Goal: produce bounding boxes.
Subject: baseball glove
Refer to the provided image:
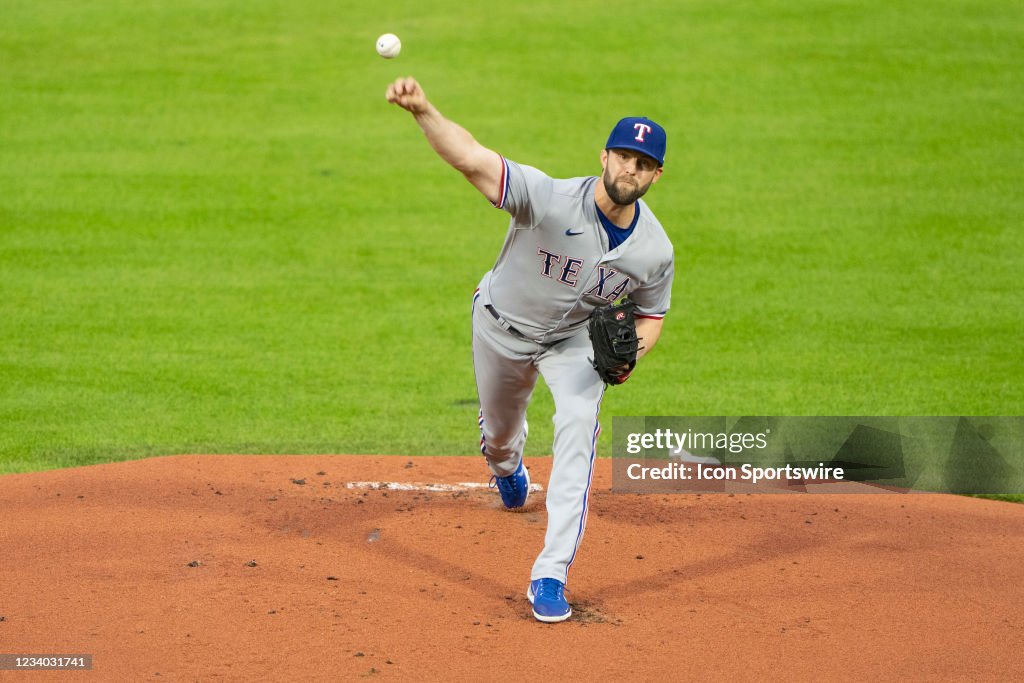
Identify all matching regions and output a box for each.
[588,300,641,385]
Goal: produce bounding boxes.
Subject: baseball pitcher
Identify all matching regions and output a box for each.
[386,77,674,622]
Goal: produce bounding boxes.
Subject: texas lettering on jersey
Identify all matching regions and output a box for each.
[479,158,672,341]
[536,249,630,301]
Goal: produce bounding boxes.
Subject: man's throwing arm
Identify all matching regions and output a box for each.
[385,76,504,205]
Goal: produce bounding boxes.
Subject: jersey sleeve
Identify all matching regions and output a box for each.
[629,258,674,319]
[493,158,554,229]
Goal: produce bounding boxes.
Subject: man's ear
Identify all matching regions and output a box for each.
[599,149,609,171]
[651,167,664,185]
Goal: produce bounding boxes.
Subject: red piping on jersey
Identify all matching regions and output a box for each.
[492,157,509,209]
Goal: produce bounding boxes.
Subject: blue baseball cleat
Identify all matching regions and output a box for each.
[527,578,572,623]
[490,460,530,509]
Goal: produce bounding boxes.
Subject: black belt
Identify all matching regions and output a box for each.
[484,304,528,340]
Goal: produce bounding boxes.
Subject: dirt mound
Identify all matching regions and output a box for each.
[2,455,1022,679]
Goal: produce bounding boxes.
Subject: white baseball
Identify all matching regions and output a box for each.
[376,33,401,59]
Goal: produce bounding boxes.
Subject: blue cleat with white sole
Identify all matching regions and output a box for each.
[490,460,530,509]
[527,578,571,623]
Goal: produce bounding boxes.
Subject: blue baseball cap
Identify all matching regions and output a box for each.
[605,117,667,166]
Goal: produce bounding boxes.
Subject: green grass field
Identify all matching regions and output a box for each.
[2,0,1021,475]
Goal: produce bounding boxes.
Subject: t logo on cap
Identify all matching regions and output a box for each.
[606,116,667,166]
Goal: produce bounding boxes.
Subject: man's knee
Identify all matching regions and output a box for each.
[553,403,599,428]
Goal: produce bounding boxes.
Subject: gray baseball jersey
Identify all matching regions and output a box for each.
[472,157,675,584]
[476,158,674,341]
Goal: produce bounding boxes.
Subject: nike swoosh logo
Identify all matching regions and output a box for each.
[565,229,584,236]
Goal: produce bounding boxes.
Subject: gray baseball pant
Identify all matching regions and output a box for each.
[472,298,605,583]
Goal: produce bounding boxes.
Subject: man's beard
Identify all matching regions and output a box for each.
[603,169,649,205]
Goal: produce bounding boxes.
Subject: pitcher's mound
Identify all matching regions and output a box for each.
[2,454,1022,679]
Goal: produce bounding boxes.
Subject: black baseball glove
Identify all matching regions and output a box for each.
[587,300,641,385]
